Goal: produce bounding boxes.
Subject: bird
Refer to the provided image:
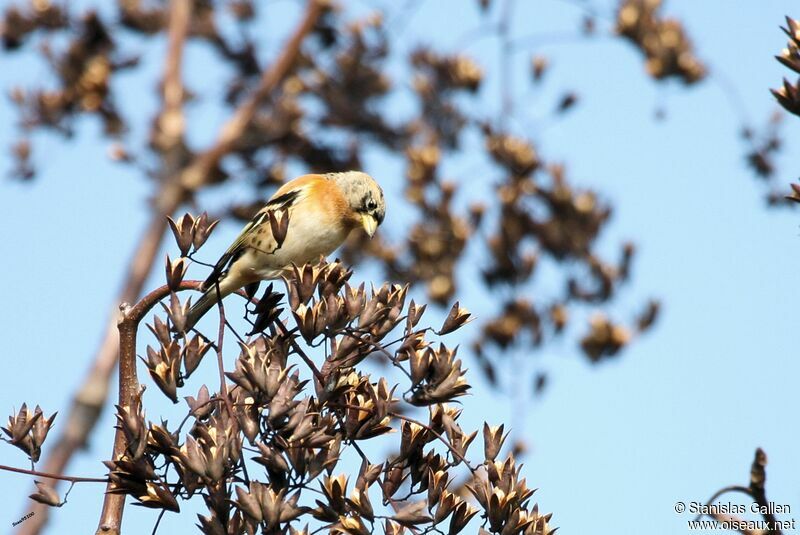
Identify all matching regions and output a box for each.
[184,171,385,331]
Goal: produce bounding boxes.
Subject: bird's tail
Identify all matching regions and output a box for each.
[184,286,225,332]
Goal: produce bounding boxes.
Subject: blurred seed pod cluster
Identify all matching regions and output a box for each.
[615,0,705,84]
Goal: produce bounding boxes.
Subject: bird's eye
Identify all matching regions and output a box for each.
[366,200,377,211]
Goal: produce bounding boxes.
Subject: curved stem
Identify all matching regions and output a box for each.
[95,281,202,534]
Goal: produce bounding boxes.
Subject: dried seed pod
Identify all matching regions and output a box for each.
[787,182,800,203]
[162,292,191,333]
[449,501,478,534]
[147,316,172,346]
[405,299,426,332]
[434,490,458,524]
[191,212,219,251]
[116,393,147,459]
[771,78,800,115]
[164,255,187,291]
[29,480,61,507]
[147,421,178,456]
[144,341,182,402]
[349,487,374,521]
[166,213,195,257]
[482,423,508,462]
[138,481,180,512]
[248,283,283,335]
[2,404,56,462]
[184,385,213,420]
[182,334,211,377]
[409,345,470,406]
[392,500,431,526]
[438,301,471,335]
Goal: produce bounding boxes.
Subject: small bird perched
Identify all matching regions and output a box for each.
[184,171,385,331]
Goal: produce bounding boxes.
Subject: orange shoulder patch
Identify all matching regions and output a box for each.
[273,173,327,198]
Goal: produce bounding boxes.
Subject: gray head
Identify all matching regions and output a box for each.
[328,171,386,237]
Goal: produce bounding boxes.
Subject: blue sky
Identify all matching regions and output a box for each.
[1,0,799,533]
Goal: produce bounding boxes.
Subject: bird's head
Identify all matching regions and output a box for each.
[330,171,386,237]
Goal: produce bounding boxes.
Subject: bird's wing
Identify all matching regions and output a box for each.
[202,186,308,290]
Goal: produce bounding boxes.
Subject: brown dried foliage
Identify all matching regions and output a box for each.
[93,223,556,533]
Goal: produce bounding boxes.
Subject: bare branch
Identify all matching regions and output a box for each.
[0,464,107,484]
[178,0,328,192]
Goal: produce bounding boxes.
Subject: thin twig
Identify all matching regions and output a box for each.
[0,464,107,484]
[151,509,166,535]
[277,321,325,383]
[214,284,239,432]
[339,328,413,381]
